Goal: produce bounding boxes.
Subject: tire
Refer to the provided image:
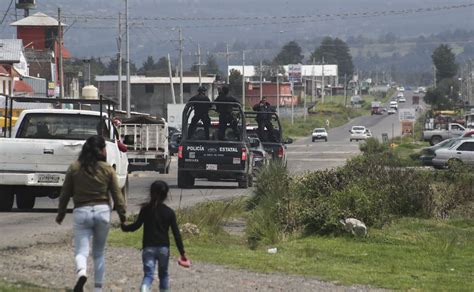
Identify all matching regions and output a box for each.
[178,171,194,188]
[312,138,315,142]
[0,186,14,212]
[430,136,442,146]
[325,138,328,142]
[16,192,35,210]
[238,176,249,189]
[248,175,253,187]
[350,139,352,142]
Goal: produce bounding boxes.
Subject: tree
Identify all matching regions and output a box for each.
[205,55,220,75]
[139,56,156,75]
[310,37,354,79]
[105,58,137,75]
[273,41,304,65]
[432,44,458,82]
[228,69,242,97]
[155,57,169,72]
[423,78,460,110]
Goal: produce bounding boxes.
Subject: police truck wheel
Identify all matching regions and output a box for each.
[238,177,249,189]
[178,171,194,188]
[16,191,35,210]
[0,187,14,212]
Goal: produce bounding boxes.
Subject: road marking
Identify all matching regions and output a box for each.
[287,151,357,154]
[289,158,348,162]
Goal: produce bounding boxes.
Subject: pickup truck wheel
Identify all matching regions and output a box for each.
[248,175,253,187]
[312,138,315,142]
[178,171,194,188]
[430,136,442,146]
[16,192,35,210]
[238,177,249,189]
[0,187,14,211]
[325,138,328,142]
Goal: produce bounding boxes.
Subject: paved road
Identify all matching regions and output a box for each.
[0,90,423,249]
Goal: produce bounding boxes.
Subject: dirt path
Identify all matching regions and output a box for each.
[0,233,384,292]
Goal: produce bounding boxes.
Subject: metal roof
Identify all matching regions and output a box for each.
[95,75,216,84]
[0,39,23,63]
[10,12,66,27]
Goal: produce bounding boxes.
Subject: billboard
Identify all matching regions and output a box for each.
[287,64,302,83]
[398,108,416,122]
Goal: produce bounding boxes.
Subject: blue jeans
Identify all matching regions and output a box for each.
[141,246,170,291]
[73,204,111,288]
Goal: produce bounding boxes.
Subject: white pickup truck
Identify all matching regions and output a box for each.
[0,108,129,211]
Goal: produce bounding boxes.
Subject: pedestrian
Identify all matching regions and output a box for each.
[187,86,211,140]
[121,180,187,292]
[215,86,241,140]
[56,135,127,292]
[252,97,276,142]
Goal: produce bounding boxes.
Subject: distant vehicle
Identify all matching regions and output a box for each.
[412,95,420,105]
[312,128,328,142]
[389,101,398,110]
[397,86,405,92]
[387,108,397,115]
[432,139,474,169]
[349,126,369,142]
[398,96,406,103]
[418,87,427,93]
[350,95,362,105]
[397,92,404,98]
[422,123,465,146]
[371,101,382,115]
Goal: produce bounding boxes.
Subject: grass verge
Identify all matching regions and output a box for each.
[0,280,52,292]
[109,210,474,291]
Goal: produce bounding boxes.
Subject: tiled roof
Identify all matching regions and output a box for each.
[0,39,22,63]
[10,12,66,27]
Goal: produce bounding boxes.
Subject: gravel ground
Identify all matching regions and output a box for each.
[0,233,385,292]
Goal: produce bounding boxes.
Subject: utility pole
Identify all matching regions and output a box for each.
[303,78,307,121]
[311,58,315,102]
[242,51,246,109]
[344,74,348,107]
[321,56,325,104]
[197,43,202,86]
[117,12,122,110]
[179,28,183,104]
[57,8,64,99]
[259,60,263,100]
[226,44,230,84]
[433,65,437,88]
[167,53,176,104]
[125,0,131,117]
[276,70,280,116]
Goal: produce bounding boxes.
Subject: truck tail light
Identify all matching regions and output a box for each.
[241,148,247,161]
[178,145,183,159]
[278,146,284,158]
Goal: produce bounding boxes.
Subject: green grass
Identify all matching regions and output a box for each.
[0,281,52,292]
[109,217,474,291]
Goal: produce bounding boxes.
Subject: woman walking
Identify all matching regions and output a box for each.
[121,180,187,292]
[56,135,127,292]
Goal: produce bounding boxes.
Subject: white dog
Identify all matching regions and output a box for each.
[339,218,367,237]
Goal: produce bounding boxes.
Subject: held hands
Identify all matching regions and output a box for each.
[178,253,191,268]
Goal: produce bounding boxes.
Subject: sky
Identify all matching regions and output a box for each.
[0,0,473,64]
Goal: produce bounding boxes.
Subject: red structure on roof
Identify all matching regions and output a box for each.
[245,82,297,106]
[14,80,33,94]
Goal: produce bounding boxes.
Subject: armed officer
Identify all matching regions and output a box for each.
[215,86,240,140]
[187,86,211,140]
[253,97,276,142]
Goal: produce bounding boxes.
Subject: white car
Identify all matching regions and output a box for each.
[312,128,328,142]
[389,101,398,110]
[387,108,397,115]
[350,126,370,142]
[397,87,405,92]
[398,96,406,103]
[432,139,474,169]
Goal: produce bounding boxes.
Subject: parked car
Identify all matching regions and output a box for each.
[349,126,369,142]
[422,123,465,146]
[312,128,328,142]
[419,137,468,166]
[432,139,474,169]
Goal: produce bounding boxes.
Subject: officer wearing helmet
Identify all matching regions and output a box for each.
[187,86,211,140]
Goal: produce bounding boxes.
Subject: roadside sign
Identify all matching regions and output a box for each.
[288,64,302,84]
[398,108,416,122]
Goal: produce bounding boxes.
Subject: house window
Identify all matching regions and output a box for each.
[145,84,154,93]
[183,84,191,94]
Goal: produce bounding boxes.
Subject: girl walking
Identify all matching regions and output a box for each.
[56,135,127,292]
[121,180,187,292]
